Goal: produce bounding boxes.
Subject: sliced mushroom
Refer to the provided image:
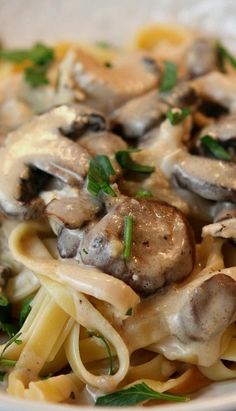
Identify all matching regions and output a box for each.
[197,115,236,155]
[179,274,236,341]
[202,218,236,239]
[57,227,83,259]
[78,197,195,295]
[172,152,236,202]
[186,38,217,78]
[62,104,107,138]
[121,269,236,366]
[0,105,92,217]
[78,131,127,157]
[110,91,167,139]
[110,83,197,139]
[73,49,160,113]
[193,71,236,113]
[46,191,102,230]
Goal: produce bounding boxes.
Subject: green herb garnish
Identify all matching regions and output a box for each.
[166,107,191,125]
[0,42,54,87]
[0,296,9,307]
[0,358,17,367]
[159,61,177,92]
[217,42,236,72]
[88,331,114,375]
[87,155,117,197]
[0,296,17,336]
[126,308,133,316]
[0,322,18,338]
[115,150,155,174]
[0,43,53,65]
[0,331,22,368]
[201,135,232,161]
[136,189,153,198]
[24,65,49,87]
[95,382,189,406]
[83,248,88,255]
[19,296,33,328]
[123,215,134,261]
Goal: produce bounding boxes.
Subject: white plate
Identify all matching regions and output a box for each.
[0,0,236,409]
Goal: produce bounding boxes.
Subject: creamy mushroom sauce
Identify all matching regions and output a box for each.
[0,26,236,406]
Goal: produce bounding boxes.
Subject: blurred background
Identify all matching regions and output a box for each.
[0,0,235,47]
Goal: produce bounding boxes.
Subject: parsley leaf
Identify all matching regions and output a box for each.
[115,150,155,174]
[87,155,117,197]
[166,107,191,125]
[24,65,49,87]
[136,189,153,198]
[88,331,114,375]
[123,215,134,261]
[0,296,9,307]
[19,295,33,328]
[28,43,54,66]
[0,48,29,63]
[126,308,133,316]
[217,42,236,72]
[201,135,232,161]
[0,43,54,65]
[0,331,22,368]
[0,42,54,88]
[95,382,189,406]
[159,61,177,92]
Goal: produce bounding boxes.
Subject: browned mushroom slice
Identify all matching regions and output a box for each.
[46,192,102,230]
[197,115,236,157]
[110,91,167,139]
[61,103,106,138]
[79,197,195,295]
[57,227,83,259]
[0,105,92,217]
[121,270,236,366]
[173,153,236,202]
[186,38,217,78]
[79,131,127,157]
[73,49,160,113]
[202,218,236,239]
[193,71,236,112]
[110,83,197,139]
[179,274,236,341]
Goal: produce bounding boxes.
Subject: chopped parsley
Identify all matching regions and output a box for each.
[24,65,49,87]
[95,382,189,406]
[159,61,177,92]
[88,331,114,375]
[0,296,17,337]
[87,155,117,197]
[0,42,54,87]
[201,135,232,161]
[0,331,22,367]
[123,215,134,261]
[19,295,33,328]
[166,107,191,125]
[217,42,236,72]
[115,150,155,174]
[125,308,133,316]
[136,189,153,198]
[0,296,9,307]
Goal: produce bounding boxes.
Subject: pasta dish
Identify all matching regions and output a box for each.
[0,24,235,406]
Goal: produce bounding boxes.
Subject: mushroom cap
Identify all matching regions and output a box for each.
[173,153,236,202]
[79,197,195,295]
